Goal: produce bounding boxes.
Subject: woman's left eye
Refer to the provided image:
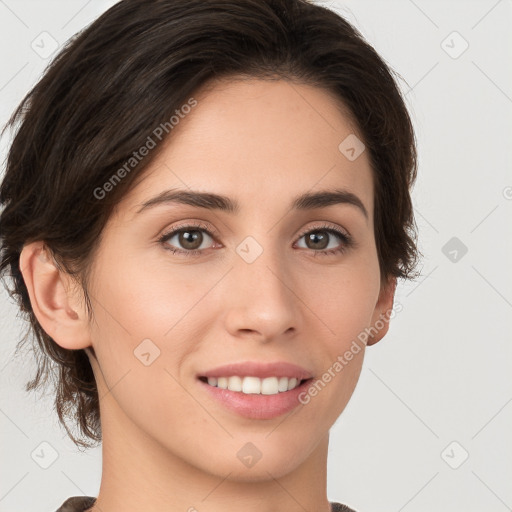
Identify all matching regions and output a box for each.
[294,226,353,256]
[158,223,353,257]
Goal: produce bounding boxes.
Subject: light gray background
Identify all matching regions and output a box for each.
[0,1,511,511]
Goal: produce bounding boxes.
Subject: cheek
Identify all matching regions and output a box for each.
[86,259,208,439]
[87,254,230,397]
[302,259,381,342]
[91,254,211,337]
[279,259,379,408]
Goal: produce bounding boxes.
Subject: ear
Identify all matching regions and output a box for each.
[366,275,397,347]
[19,241,91,350]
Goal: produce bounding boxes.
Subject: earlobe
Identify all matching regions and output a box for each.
[19,241,91,350]
[366,276,397,347]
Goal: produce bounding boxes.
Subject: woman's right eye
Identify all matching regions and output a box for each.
[158,225,218,256]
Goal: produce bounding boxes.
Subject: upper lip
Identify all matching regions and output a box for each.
[198,361,313,381]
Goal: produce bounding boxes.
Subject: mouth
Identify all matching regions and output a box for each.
[197,375,313,395]
[195,360,315,419]
[197,374,315,420]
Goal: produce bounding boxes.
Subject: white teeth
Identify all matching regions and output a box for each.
[260,377,278,395]
[204,375,303,394]
[278,376,289,392]
[287,377,298,390]
[228,376,243,392]
[242,376,261,394]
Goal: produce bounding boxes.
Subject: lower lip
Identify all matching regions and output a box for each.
[198,378,313,420]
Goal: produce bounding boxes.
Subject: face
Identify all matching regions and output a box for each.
[58,78,394,480]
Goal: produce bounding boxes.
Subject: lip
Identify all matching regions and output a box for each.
[196,361,315,420]
[198,377,314,420]
[197,361,313,380]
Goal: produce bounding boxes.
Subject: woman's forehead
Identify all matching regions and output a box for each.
[172,77,360,143]
[118,79,373,217]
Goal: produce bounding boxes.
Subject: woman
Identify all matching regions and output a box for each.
[0,1,419,511]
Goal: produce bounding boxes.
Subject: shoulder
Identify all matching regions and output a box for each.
[54,496,96,512]
[330,502,358,512]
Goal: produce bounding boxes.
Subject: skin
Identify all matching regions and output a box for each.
[20,78,396,512]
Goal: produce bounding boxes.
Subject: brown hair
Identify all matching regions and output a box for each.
[0,0,419,448]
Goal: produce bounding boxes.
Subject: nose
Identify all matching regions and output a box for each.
[222,242,301,343]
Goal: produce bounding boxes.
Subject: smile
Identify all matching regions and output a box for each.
[199,375,307,395]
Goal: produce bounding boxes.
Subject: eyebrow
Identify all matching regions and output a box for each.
[135,187,368,220]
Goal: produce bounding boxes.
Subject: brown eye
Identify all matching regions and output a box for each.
[159,225,216,255]
[177,230,204,250]
[303,231,330,250]
[295,225,353,256]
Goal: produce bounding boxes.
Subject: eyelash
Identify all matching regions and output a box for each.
[157,221,354,258]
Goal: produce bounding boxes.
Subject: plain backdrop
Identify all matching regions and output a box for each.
[0,1,511,511]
